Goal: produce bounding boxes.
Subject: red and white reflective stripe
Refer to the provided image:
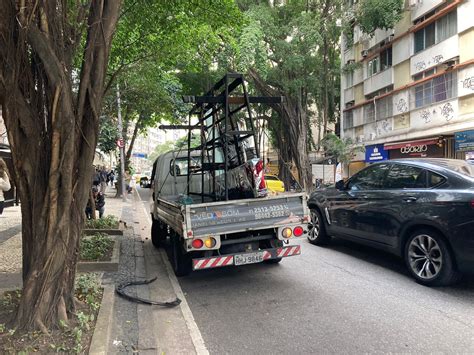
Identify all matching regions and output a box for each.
[262,251,272,260]
[277,245,301,258]
[193,255,234,270]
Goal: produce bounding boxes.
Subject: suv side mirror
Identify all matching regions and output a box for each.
[335,180,346,191]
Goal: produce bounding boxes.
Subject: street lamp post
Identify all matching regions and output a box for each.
[116,83,127,202]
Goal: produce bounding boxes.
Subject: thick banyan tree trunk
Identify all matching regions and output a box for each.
[0,1,121,331]
[249,69,312,190]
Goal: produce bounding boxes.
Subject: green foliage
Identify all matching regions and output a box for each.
[85,215,119,229]
[342,61,363,74]
[97,115,119,154]
[75,273,101,311]
[80,234,114,261]
[321,133,365,164]
[356,0,404,34]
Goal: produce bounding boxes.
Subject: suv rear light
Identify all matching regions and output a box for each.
[471,200,474,209]
[293,226,304,237]
[192,239,203,249]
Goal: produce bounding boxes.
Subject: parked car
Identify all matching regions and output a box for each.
[307,158,474,286]
[265,174,285,192]
[140,171,152,188]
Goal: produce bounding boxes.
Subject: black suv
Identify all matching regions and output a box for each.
[307,159,474,286]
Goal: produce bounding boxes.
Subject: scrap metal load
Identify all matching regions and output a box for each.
[162,73,283,202]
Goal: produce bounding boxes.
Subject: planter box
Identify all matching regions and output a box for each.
[77,240,120,272]
[83,228,123,236]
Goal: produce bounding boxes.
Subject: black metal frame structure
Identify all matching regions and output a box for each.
[162,73,282,202]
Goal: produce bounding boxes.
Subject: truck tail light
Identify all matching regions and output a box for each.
[192,239,203,249]
[293,226,304,237]
[471,199,474,209]
[282,228,292,238]
[204,237,216,248]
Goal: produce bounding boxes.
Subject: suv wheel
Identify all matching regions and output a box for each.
[307,208,330,245]
[404,229,460,286]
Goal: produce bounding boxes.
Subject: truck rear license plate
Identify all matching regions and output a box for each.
[234,252,264,266]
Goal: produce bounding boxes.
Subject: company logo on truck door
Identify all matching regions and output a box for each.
[194,209,240,220]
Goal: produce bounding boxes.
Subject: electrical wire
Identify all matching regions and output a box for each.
[115,276,181,306]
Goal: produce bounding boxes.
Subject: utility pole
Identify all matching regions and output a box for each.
[116,83,127,202]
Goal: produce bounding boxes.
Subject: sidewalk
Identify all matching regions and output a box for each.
[0,186,205,354]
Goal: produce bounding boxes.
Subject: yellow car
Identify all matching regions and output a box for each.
[265,174,285,192]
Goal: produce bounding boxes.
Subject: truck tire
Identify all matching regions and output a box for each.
[151,217,166,248]
[171,234,192,277]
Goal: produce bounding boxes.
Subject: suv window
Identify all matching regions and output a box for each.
[427,171,445,187]
[170,157,202,176]
[347,164,390,190]
[385,164,424,189]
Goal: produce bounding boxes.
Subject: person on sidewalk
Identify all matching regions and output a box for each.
[0,158,11,216]
[99,166,108,193]
[85,186,105,219]
[108,169,115,187]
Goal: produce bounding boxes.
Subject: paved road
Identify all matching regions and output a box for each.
[137,187,474,354]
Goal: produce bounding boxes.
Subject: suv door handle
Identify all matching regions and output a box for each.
[402,197,417,203]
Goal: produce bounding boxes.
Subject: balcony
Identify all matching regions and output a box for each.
[410,35,459,76]
[364,67,394,96]
[411,0,444,21]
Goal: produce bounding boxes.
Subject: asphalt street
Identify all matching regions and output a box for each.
[137,187,474,354]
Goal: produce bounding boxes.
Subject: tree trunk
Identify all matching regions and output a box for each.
[125,113,144,172]
[248,69,312,189]
[0,1,121,331]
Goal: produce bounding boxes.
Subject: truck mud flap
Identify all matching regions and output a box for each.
[192,245,301,271]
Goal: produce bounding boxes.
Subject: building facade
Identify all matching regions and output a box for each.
[341,0,474,176]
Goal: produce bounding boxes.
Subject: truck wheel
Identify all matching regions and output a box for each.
[171,234,192,277]
[151,217,166,248]
[265,257,282,264]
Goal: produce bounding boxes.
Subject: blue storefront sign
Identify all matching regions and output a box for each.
[365,144,388,162]
[132,152,148,158]
[455,130,474,152]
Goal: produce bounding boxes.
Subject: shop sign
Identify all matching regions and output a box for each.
[365,144,388,162]
[385,138,443,159]
[455,130,474,152]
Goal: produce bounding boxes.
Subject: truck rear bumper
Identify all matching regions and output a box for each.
[192,245,301,271]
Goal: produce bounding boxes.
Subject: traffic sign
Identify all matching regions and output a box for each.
[116,138,124,148]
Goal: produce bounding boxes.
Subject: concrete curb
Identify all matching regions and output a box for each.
[89,284,115,355]
[83,228,124,236]
[77,240,120,273]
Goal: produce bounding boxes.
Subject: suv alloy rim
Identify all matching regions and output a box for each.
[408,234,443,279]
[308,210,320,241]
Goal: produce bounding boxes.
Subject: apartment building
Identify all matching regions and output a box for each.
[341,0,474,175]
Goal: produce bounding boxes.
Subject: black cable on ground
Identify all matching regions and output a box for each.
[115,277,181,307]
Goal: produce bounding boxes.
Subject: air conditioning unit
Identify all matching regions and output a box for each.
[356,135,365,143]
[361,50,369,58]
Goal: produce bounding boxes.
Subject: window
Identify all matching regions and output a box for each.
[427,171,446,187]
[414,71,456,108]
[385,164,425,189]
[347,164,390,190]
[414,11,457,53]
[345,72,353,88]
[376,96,393,120]
[380,47,392,71]
[265,175,279,181]
[364,102,375,123]
[170,157,202,176]
[368,57,379,77]
[343,110,354,129]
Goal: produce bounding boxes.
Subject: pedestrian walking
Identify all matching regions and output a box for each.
[108,170,115,187]
[99,166,108,194]
[0,158,11,216]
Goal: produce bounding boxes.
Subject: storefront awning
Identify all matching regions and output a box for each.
[384,138,439,150]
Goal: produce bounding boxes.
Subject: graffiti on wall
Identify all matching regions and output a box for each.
[460,76,474,91]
